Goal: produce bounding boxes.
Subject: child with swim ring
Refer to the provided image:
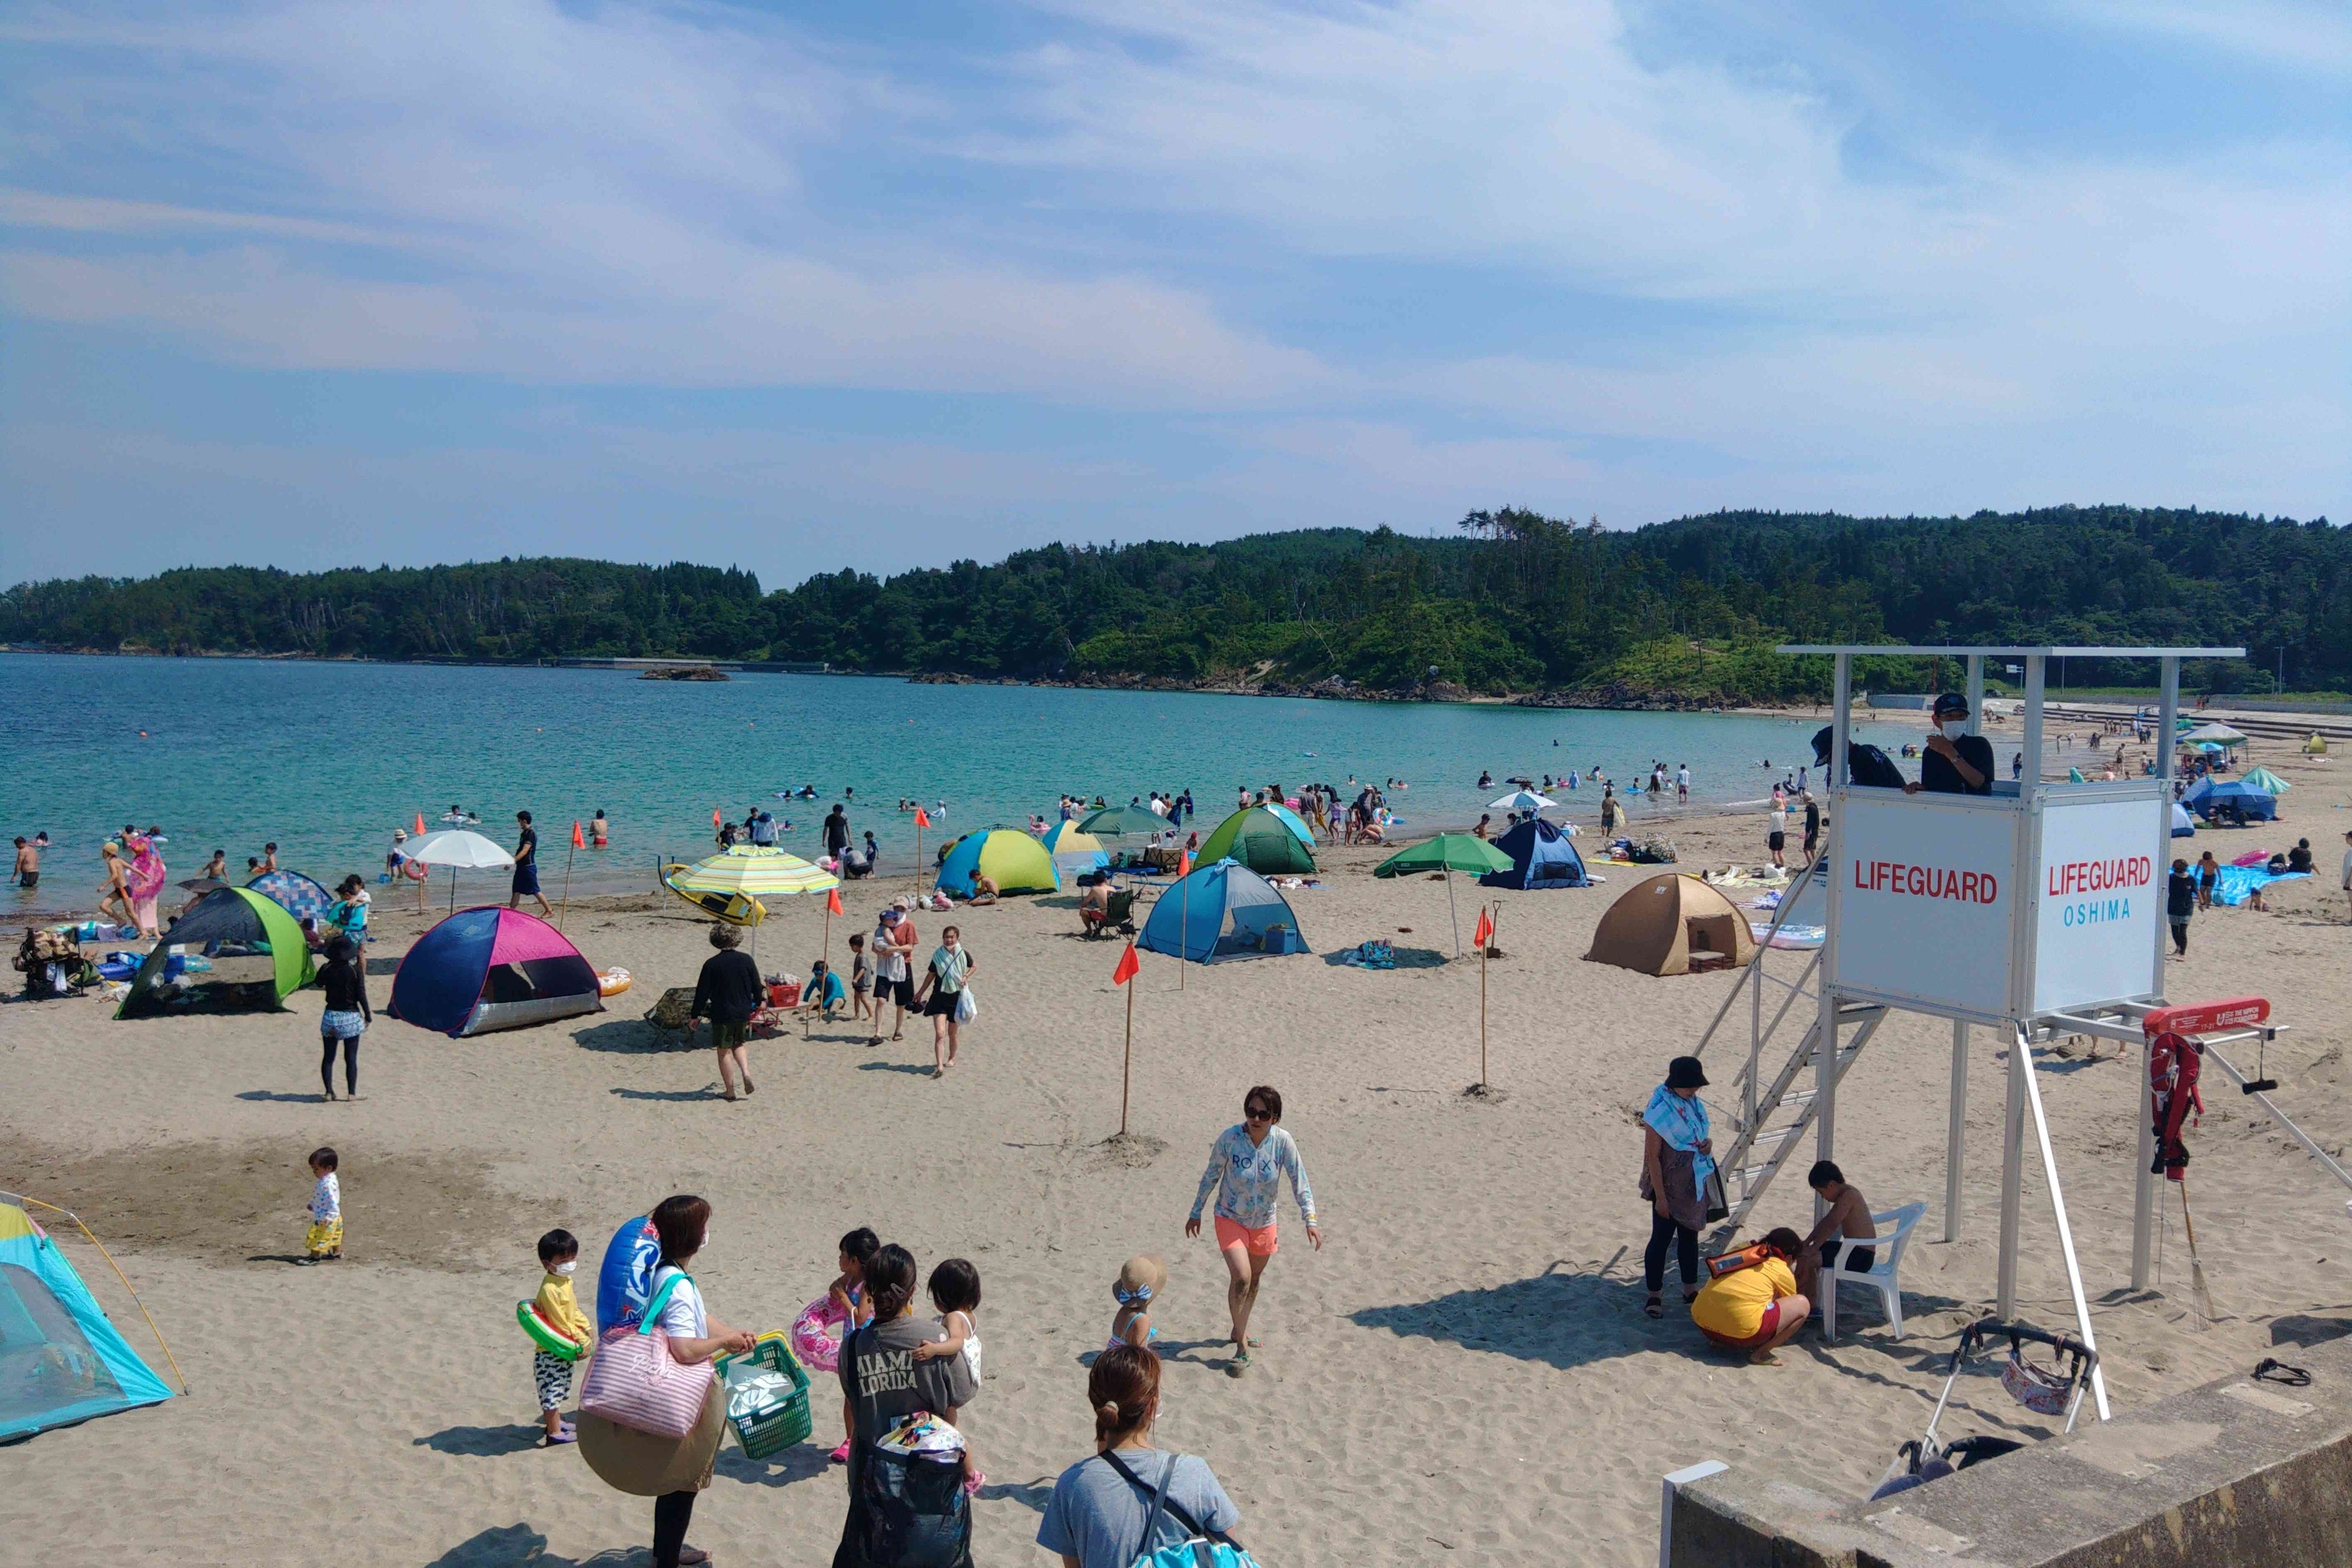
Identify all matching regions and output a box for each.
[803,1227,879,1462]
[525,1229,595,1445]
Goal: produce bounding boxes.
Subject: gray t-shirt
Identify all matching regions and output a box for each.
[1037,1449,1239,1568]
[838,1313,978,1444]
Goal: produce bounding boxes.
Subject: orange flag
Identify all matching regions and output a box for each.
[712,808,722,827]
[571,821,585,849]
[1112,941,1140,986]
[826,887,844,915]
[414,812,426,836]
[1178,850,1193,877]
[914,807,932,829]
[1473,907,1494,947]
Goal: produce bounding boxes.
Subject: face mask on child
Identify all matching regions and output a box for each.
[552,1260,577,1276]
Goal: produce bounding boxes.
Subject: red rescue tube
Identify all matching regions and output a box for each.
[2142,997,2269,1037]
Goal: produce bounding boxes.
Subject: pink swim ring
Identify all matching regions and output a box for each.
[791,1294,852,1371]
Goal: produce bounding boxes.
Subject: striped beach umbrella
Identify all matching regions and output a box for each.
[668,844,840,899]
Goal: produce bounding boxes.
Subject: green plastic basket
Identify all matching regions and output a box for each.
[716,1332,814,1459]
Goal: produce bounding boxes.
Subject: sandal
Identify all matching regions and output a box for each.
[1227,1348,1251,1377]
[741,1078,754,1096]
[677,1549,710,1566]
[1644,1294,1664,1319]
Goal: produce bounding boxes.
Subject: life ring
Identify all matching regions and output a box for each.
[791,1294,850,1373]
[401,858,430,882]
[518,1300,590,1361]
[598,967,633,997]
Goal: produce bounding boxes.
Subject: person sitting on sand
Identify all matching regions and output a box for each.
[1793,1161,1875,1307]
[968,872,999,906]
[1691,1227,1810,1364]
[798,958,847,1022]
[1107,1256,1163,1355]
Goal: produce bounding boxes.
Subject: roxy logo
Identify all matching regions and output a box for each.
[2045,856,2152,896]
[1850,859,1999,903]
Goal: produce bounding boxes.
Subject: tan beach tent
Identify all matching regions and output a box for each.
[2304,732,2328,757]
[1585,873,1755,976]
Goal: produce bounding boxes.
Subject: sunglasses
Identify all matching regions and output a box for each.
[1244,1106,1271,1121]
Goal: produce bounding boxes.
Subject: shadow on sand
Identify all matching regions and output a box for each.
[413,1424,548,1458]
[422,1522,640,1566]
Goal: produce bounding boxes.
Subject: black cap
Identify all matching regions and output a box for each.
[1810,725,1835,765]
[1932,692,1968,717]
[1666,1055,1709,1090]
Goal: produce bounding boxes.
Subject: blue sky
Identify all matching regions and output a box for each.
[3,0,2347,589]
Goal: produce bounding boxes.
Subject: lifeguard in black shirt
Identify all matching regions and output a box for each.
[1915,692,1994,795]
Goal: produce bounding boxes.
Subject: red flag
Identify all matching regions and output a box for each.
[1111,942,1140,986]
[826,887,844,915]
[1178,851,1193,877]
[712,807,722,827]
[571,821,585,849]
[414,812,426,836]
[914,807,932,829]
[1473,908,1494,947]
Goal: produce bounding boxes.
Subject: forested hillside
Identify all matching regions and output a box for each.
[4,506,2339,703]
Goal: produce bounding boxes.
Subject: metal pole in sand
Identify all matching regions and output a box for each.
[559,839,577,932]
[1122,960,1136,1135]
[1178,867,1188,990]
[1479,903,1488,1087]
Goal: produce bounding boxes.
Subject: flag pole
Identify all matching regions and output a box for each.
[1447,870,1460,957]
[558,822,580,932]
[1122,961,1136,1135]
[1479,901,1489,1089]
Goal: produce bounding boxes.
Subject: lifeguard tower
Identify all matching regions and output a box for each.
[1689,645,2352,1424]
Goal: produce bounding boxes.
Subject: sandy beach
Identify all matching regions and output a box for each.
[7,730,2351,1566]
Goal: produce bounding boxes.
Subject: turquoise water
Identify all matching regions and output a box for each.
[1,653,1924,910]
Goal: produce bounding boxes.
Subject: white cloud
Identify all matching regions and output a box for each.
[2058,1,2352,80]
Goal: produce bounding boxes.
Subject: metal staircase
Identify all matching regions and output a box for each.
[1687,852,1885,1248]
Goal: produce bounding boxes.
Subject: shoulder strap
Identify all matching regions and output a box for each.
[636,1269,692,1335]
[1101,1449,1219,1547]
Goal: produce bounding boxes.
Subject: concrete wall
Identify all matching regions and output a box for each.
[1666,1330,2352,1567]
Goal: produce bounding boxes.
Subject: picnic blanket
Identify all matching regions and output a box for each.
[2211,867,2307,907]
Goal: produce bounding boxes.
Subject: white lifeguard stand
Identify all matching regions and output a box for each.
[1693,645,2243,1424]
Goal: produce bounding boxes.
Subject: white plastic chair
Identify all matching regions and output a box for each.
[1820,1202,1926,1340]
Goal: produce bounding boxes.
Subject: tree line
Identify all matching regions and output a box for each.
[2,505,2339,701]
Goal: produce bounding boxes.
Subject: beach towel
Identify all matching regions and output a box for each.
[2211,867,2307,907]
[1643,1084,1715,1190]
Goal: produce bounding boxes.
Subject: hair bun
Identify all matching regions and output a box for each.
[1096,1401,1122,1421]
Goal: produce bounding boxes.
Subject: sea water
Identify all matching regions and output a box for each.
[0,653,1925,909]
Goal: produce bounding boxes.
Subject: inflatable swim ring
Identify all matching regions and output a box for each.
[598,967,633,997]
[791,1294,852,1373]
[517,1299,590,1360]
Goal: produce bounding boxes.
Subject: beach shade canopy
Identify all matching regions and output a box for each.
[2303,733,2328,756]
[2182,777,2279,822]
[1193,806,1317,876]
[116,887,314,1018]
[2171,802,2196,836]
[0,1197,174,1442]
[935,829,1058,897]
[403,829,516,869]
[245,868,334,926]
[2241,765,2292,794]
[388,906,604,1037]
[1479,818,1592,889]
[1488,789,1558,814]
[1137,859,1306,964]
[668,844,838,903]
[1076,805,1168,838]
[1374,833,1514,880]
[1586,873,1756,976]
[1041,821,1109,874]
[2179,722,2248,745]
[1260,802,1316,847]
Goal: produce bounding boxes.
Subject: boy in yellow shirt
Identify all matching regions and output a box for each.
[528,1229,595,1444]
[1691,1227,1811,1364]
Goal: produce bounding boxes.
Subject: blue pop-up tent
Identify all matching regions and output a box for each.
[1137,859,1307,963]
[2184,777,2278,823]
[0,1197,175,1443]
[1479,818,1591,890]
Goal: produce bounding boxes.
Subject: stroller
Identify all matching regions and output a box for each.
[1870,1317,2098,1500]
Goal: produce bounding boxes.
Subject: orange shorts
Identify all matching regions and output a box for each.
[1214,1216,1278,1257]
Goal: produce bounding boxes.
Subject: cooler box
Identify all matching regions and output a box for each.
[716,1331,812,1459]
[1259,925,1309,955]
[767,981,802,1008]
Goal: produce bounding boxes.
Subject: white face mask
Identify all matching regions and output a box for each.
[1939,720,1968,739]
[552,1260,577,1276]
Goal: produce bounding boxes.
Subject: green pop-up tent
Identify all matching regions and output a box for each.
[1193,806,1316,876]
[116,887,315,1018]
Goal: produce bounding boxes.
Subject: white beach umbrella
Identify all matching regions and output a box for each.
[1488,789,1558,814]
[405,829,516,912]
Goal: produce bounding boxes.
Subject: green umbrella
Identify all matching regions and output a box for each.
[1077,805,1170,838]
[1374,834,1513,956]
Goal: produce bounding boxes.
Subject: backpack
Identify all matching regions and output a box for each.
[1099,1449,1258,1568]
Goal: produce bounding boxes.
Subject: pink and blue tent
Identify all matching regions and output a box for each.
[388,907,603,1037]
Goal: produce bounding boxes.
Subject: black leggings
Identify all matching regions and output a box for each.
[2170,920,2189,955]
[653,1490,697,1567]
[320,1035,358,1095]
[1646,1210,1699,1294]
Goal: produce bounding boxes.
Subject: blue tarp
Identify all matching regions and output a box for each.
[0,1201,173,1443]
[2211,867,2308,907]
[1137,859,1306,963]
[1479,818,1590,890]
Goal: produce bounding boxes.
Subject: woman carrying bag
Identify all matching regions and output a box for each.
[578,1194,755,1568]
[911,926,975,1080]
[1037,1345,1250,1567]
[834,1243,980,1568]
[1640,1055,1721,1321]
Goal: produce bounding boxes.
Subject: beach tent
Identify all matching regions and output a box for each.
[2303,733,2327,757]
[1193,806,1317,876]
[2242,766,2292,794]
[0,1196,175,1442]
[2170,802,2196,837]
[1479,817,1592,890]
[1260,802,1316,847]
[116,887,314,1018]
[1586,873,1756,976]
[388,907,602,1037]
[1137,860,1307,964]
[2180,722,2248,745]
[2183,777,2279,824]
[1075,805,1169,839]
[1041,821,1108,876]
[935,829,1058,897]
[246,868,334,926]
